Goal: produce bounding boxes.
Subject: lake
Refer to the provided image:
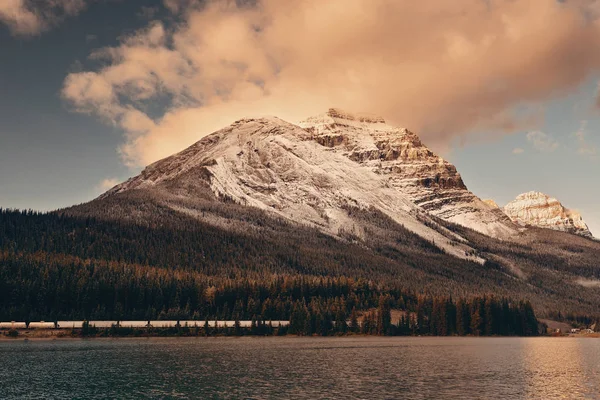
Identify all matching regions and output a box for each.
[1,337,599,399]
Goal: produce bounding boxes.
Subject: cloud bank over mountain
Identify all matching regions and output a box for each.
[58,0,600,167]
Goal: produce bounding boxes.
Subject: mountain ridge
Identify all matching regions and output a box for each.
[101,115,483,261]
[101,109,597,248]
[102,109,524,259]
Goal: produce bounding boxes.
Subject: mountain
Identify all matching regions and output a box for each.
[104,109,515,254]
[101,114,482,261]
[299,109,517,238]
[3,109,600,323]
[503,191,593,238]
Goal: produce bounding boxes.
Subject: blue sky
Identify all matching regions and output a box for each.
[0,0,157,209]
[0,0,598,236]
[451,81,600,236]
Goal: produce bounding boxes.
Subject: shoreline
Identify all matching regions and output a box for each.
[2,329,598,341]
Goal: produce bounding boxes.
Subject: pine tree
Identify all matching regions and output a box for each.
[335,299,348,334]
[204,318,210,336]
[376,295,392,335]
[470,300,483,336]
[361,312,371,334]
[349,307,359,333]
[456,298,467,336]
[484,297,494,336]
[416,297,425,335]
[446,297,456,335]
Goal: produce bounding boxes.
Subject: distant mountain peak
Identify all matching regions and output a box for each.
[483,199,500,209]
[515,191,552,201]
[503,191,592,237]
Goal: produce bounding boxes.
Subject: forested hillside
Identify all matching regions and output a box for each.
[1,187,599,328]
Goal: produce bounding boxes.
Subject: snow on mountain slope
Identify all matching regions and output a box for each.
[104,116,481,261]
[299,109,517,238]
[504,191,593,238]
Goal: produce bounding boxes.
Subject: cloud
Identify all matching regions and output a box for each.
[162,0,200,15]
[526,131,559,153]
[97,177,120,192]
[0,0,87,36]
[512,148,525,155]
[62,0,600,167]
[574,120,598,156]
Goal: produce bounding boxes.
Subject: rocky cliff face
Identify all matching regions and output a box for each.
[103,115,481,261]
[503,191,592,237]
[299,109,516,238]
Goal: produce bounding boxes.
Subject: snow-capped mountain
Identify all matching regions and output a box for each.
[102,109,596,265]
[299,109,516,238]
[102,109,523,254]
[503,191,592,238]
[103,115,480,261]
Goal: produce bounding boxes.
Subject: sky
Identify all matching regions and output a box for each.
[0,0,598,236]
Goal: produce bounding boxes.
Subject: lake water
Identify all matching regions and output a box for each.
[1,337,599,399]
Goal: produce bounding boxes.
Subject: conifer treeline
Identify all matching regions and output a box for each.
[288,295,539,336]
[0,250,538,335]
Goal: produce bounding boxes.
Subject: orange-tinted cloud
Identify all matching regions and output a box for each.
[0,0,87,36]
[63,0,600,167]
[96,177,120,192]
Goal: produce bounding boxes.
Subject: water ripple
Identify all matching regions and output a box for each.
[0,337,598,399]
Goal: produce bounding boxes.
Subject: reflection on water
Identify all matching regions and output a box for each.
[0,337,599,399]
[522,338,599,399]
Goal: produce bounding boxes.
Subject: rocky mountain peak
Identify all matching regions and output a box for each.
[325,108,387,124]
[503,191,592,237]
[300,109,516,238]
